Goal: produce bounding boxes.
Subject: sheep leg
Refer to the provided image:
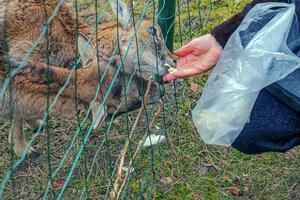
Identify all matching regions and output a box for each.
[8,120,34,157]
[26,119,43,132]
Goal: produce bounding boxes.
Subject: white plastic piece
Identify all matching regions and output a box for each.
[192,3,299,146]
[143,134,166,147]
[122,166,135,173]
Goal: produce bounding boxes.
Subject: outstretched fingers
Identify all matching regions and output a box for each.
[163,63,209,81]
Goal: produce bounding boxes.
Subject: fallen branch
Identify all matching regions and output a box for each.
[110,78,153,200]
[149,104,162,129]
[116,104,163,199]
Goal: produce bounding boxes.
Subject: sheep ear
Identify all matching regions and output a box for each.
[78,33,97,67]
[91,102,106,130]
[110,0,131,28]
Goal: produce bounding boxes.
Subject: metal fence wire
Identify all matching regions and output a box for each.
[0,0,215,199]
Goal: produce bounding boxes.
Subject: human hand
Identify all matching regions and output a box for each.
[163,34,222,81]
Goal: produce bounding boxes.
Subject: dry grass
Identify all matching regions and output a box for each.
[0,0,299,199]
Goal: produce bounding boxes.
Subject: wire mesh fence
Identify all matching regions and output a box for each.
[0,0,218,199]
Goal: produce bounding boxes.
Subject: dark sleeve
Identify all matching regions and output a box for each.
[211,0,288,47]
[232,89,300,154]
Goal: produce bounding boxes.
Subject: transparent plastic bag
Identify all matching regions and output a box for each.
[192,3,300,146]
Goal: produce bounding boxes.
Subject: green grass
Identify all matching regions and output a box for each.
[152,0,300,199]
[0,0,299,199]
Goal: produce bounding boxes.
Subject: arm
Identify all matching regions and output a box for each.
[163,0,288,81]
[232,89,300,154]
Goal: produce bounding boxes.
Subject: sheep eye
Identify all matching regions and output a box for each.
[112,84,122,97]
[147,27,157,36]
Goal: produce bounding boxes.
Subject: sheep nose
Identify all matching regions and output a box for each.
[161,64,169,75]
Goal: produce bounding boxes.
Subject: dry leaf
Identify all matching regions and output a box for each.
[52,180,65,192]
[190,82,200,92]
[226,186,241,196]
[159,177,174,185]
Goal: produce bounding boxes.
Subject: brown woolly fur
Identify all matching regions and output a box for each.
[0,0,168,157]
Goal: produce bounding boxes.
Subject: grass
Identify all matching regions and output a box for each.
[0,0,299,199]
[155,1,300,199]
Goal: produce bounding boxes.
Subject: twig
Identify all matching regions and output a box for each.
[116,103,163,199]
[115,134,147,199]
[110,78,153,200]
[163,177,184,195]
[203,143,218,169]
[149,104,162,129]
[0,123,8,132]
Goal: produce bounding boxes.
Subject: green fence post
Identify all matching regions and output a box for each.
[158,0,176,52]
